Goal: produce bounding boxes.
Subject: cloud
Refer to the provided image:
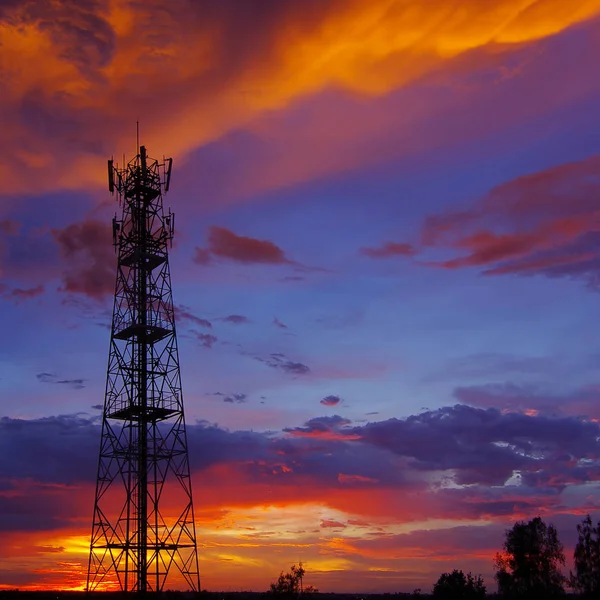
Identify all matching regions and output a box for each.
[417,154,600,286]
[284,415,358,440]
[2,406,600,542]
[0,414,100,486]
[195,332,218,348]
[36,373,85,390]
[177,305,212,329]
[223,393,248,404]
[0,484,82,532]
[52,219,114,300]
[353,405,600,486]
[361,242,415,259]
[454,382,600,420]
[2,285,44,303]
[320,395,342,406]
[320,519,346,529]
[193,247,212,265]
[194,226,292,266]
[2,407,591,498]
[0,219,20,236]
[2,0,599,199]
[256,353,310,376]
[32,546,65,554]
[222,314,250,324]
[273,317,287,329]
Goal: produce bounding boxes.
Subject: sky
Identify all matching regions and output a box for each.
[2,0,600,593]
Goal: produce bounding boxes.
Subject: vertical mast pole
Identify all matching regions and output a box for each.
[138,145,148,592]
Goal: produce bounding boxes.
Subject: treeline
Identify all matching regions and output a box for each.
[426,514,600,599]
[268,515,600,599]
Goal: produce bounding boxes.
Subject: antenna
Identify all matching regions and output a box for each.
[107,159,114,193]
[165,157,173,192]
[136,120,140,153]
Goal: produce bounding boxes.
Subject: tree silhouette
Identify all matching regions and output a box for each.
[571,514,600,597]
[494,516,565,599]
[432,569,486,599]
[269,564,317,597]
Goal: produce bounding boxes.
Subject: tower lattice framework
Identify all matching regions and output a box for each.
[87,146,200,593]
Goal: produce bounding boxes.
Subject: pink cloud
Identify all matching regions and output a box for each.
[52,219,114,300]
[195,332,218,348]
[411,155,600,284]
[5,285,45,303]
[320,395,342,407]
[177,305,212,329]
[194,226,292,266]
[361,242,416,259]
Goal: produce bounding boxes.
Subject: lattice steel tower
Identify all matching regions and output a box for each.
[87,146,200,592]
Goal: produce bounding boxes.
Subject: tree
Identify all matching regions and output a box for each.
[269,564,318,597]
[494,516,566,599]
[571,514,600,597]
[432,569,486,599]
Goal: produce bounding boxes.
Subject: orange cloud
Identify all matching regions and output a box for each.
[1,0,600,197]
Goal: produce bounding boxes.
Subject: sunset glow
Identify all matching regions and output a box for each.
[2,0,600,594]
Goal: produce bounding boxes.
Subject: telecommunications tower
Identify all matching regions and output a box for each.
[87,146,200,592]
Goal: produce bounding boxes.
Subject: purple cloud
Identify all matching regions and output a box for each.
[177,305,212,329]
[320,395,342,406]
[222,314,250,324]
[195,332,217,348]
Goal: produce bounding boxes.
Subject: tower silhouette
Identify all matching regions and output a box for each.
[87,146,200,592]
